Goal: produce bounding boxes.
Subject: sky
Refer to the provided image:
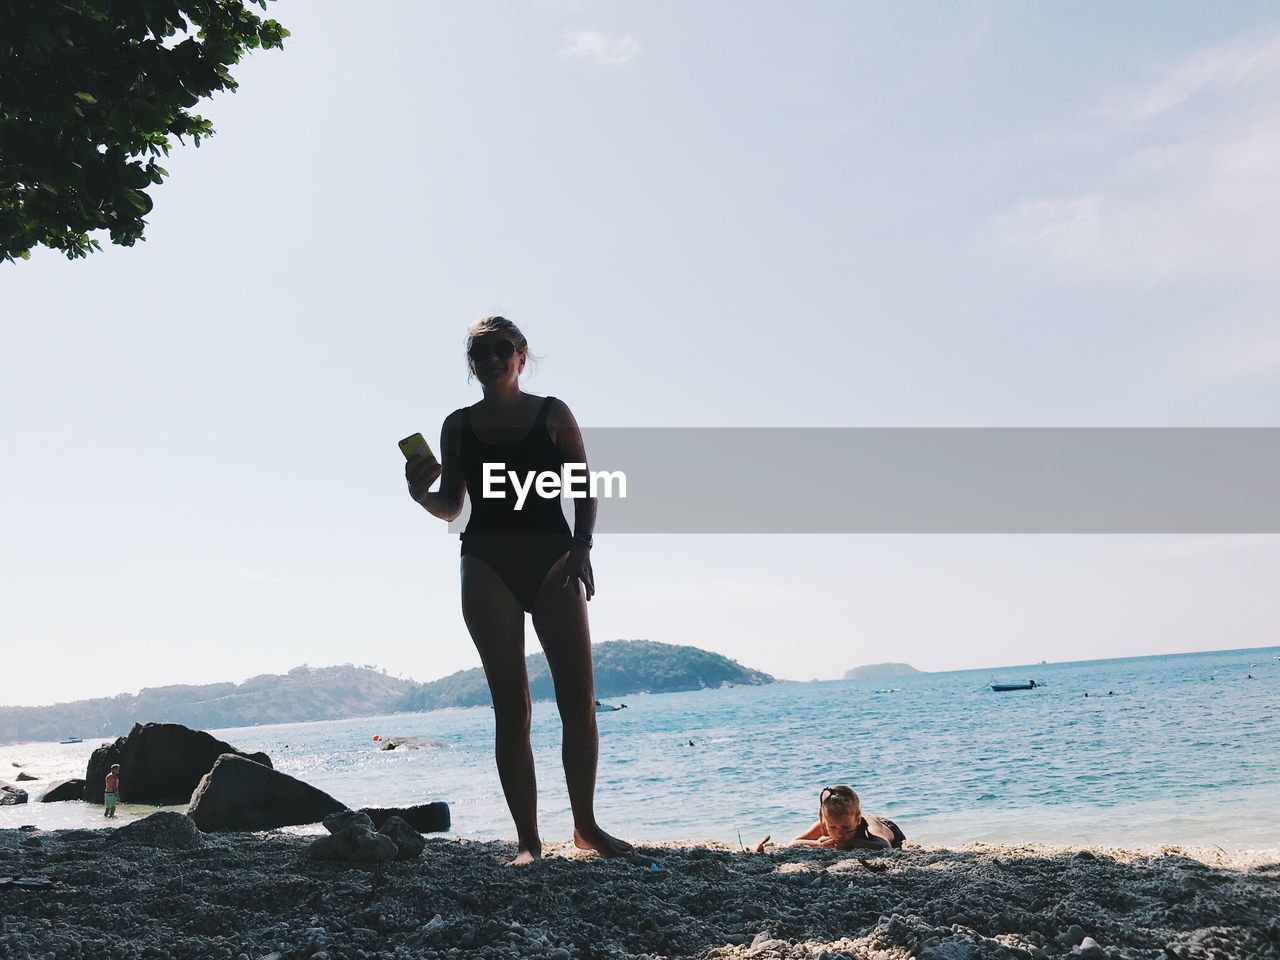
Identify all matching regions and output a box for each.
[3,1,1280,706]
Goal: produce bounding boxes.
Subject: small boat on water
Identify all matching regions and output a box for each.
[58,736,83,744]
[989,680,1039,692]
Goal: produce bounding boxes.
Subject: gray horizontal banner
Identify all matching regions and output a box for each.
[445,428,1280,533]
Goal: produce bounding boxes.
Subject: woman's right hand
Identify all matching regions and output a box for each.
[405,456,442,504]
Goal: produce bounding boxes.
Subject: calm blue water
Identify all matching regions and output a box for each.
[3,646,1278,849]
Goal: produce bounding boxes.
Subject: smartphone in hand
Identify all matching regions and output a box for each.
[402,432,440,505]
[399,433,437,463]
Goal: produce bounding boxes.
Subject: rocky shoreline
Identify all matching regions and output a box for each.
[2,825,1277,960]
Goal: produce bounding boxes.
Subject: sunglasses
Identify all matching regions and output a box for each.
[467,338,517,362]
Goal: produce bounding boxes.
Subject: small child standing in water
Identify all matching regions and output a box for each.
[758,785,905,852]
[103,764,120,818]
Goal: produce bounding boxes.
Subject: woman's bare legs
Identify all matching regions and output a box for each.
[532,552,634,858]
[461,555,541,865]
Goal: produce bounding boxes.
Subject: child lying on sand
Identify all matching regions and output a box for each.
[757,784,906,852]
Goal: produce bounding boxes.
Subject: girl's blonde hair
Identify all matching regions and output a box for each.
[819,785,861,821]
[465,315,541,383]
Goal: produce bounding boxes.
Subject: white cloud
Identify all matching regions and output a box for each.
[559,29,639,68]
[219,565,278,584]
[1101,31,1280,120]
[989,193,1103,266]
[1167,323,1280,388]
[984,29,1280,286]
[1208,333,1280,384]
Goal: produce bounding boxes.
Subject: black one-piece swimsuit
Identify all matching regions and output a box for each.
[457,395,574,613]
[854,815,907,848]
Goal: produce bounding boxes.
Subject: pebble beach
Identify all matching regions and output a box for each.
[3,825,1277,960]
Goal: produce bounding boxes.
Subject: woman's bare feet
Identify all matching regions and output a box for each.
[508,847,541,866]
[573,825,634,858]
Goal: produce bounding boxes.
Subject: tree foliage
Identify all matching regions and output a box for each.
[0,0,287,262]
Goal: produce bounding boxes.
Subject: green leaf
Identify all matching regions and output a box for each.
[125,190,153,214]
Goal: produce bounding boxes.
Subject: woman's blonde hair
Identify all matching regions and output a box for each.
[465,315,541,383]
[819,785,861,821]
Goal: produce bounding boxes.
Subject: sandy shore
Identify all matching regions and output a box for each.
[2,826,1277,960]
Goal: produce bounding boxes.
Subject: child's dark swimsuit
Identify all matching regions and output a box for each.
[855,816,906,848]
[458,396,573,613]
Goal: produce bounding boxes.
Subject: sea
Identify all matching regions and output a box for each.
[3,646,1278,850]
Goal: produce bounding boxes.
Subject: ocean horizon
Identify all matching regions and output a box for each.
[4,644,1277,850]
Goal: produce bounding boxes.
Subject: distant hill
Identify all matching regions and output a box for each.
[0,643,776,744]
[0,665,413,744]
[843,662,922,680]
[395,639,774,712]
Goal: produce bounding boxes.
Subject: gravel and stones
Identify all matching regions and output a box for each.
[1,830,1277,959]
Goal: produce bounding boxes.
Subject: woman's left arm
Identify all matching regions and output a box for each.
[549,399,596,599]
[793,819,825,842]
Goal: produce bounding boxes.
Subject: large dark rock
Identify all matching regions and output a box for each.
[112,811,205,849]
[0,782,28,805]
[187,754,345,832]
[322,809,374,834]
[84,722,272,804]
[360,802,450,834]
[307,824,397,862]
[378,815,425,860]
[39,779,87,803]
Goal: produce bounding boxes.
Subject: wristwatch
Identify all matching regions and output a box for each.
[572,533,593,547]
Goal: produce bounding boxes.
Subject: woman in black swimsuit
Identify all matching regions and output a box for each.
[756,785,905,853]
[405,316,633,865]
[792,785,905,851]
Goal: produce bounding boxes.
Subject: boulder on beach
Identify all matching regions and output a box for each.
[378,815,426,860]
[0,782,29,805]
[39,779,87,803]
[84,722,272,804]
[187,754,345,832]
[377,736,445,751]
[322,809,375,834]
[319,809,423,859]
[360,802,450,834]
[308,823,398,862]
[112,811,205,850]
[14,772,36,782]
